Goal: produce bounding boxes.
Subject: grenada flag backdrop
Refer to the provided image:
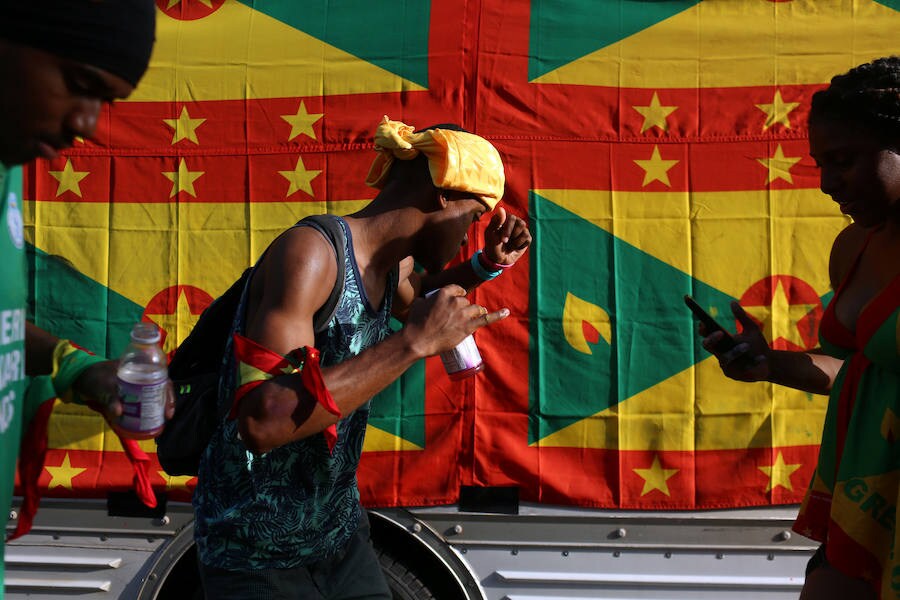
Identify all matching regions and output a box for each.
[20,0,899,509]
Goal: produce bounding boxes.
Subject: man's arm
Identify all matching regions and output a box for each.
[426,207,532,294]
[25,321,59,377]
[24,322,158,421]
[392,207,533,320]
[236,228,507,454]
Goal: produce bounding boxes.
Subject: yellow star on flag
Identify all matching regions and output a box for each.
[157,471,196,491]
[48,159,90,197]
[45,453,87,490]
[755,90,800,131]
[281,100,323,141]
[163,159,204,198]
[758,452,802,492]
[756,144,802,184]
[163,106,206,145]
[743,279,818,348]
[634,146,679,187]
[145,289,204,354]
[633,92,678,133]
[279,156,322,197]
[633,455,679,497]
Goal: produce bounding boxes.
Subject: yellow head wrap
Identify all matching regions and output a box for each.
[364,116,505,210]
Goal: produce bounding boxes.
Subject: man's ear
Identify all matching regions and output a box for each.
[436,187,450,209]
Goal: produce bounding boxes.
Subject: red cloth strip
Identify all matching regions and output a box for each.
[8,398,55,541]
[300,346,340,451]
[231,334,340,452]
[118,437,157,509]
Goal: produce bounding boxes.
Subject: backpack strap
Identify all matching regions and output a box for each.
[297,214,347,333]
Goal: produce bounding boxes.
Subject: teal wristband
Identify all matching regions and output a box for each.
[471,250,502,281]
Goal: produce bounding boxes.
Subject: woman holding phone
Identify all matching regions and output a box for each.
[700,56,900,600]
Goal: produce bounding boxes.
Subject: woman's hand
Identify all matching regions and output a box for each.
[701,302,771,382]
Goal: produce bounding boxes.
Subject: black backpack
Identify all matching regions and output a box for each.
[155,215,347,476]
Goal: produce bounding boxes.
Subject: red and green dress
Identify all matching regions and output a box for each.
[794,234,900,599]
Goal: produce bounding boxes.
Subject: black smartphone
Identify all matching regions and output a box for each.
[683,295,738,354]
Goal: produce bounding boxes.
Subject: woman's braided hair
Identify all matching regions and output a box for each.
[809,56,900,147]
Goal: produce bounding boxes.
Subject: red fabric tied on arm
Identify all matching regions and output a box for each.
[231,333,341,452]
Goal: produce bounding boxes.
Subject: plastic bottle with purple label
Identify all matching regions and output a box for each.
[114,322,169,440]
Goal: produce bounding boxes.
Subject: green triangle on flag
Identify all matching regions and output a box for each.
[239,0,431,88]
[367,318,426,449]
[528,0,700,81]
[27,246,145,359]
[528,192,738,444]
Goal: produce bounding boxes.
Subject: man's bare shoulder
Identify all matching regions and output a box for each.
[253,223,339,308]
[271,223,338,263]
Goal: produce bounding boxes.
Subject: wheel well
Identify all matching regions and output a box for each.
[137,522,202,600]
[156,545,202,600]
[368,510,479,600]
[149,512,481,600]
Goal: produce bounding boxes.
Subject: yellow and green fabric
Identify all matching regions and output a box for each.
[21,0,899,510]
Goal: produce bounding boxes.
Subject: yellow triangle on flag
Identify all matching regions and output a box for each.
[536,357,827,451]
[48,402,158,453]
[363,424,423,452]
[132,1,426,102]
[535,188,845,299]
[533,0,900,87]
[24,199,372,311]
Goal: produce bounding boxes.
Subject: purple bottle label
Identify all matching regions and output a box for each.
[117,378,166,433]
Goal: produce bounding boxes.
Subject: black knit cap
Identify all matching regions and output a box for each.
[1,0,157,87]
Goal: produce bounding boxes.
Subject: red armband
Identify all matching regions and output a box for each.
[231,334,341,452]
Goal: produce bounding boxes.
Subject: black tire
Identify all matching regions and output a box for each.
[377,547,436,600]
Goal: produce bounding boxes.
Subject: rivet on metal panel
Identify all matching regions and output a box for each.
[461,548,467,554]
[562,551,569,557]
[511,549,518,556]
[452,524,463,534]
[768,553,775,561]
[154,515,171,527]
[411,523,422,533]
[8,510,17,521]
[716,553,724,560]
[614,527,627,538]
[664,552,672,559]
[613,551,621,558]
[777,530,792,541]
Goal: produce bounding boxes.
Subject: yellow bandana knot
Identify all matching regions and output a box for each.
[365,115,505,210]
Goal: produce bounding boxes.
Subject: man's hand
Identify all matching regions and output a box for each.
[71,360,175,424]
[482,206,532,266]
[402,285,508,358]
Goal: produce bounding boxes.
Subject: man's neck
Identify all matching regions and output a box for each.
[345,208,418,273]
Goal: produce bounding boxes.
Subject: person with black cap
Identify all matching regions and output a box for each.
[0,0,167,591]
